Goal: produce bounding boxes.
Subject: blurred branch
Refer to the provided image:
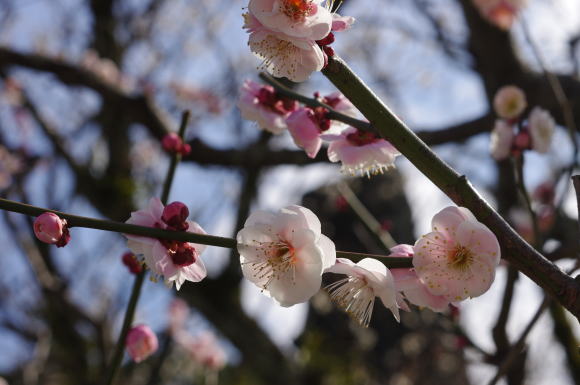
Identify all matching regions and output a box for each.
[336,182,396,250]
[487,297,550,385]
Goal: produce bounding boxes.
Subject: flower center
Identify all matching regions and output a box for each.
[244,240,297,290]
[256,87,296,115]
[326,277,375,327]
[346,130,381,146]
[448,245,473,271]
[280,0,314,21]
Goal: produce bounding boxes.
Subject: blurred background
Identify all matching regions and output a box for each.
[0,0,579,384]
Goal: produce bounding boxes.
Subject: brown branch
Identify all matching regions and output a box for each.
[323,55,580,319]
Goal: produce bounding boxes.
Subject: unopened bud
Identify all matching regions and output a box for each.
[162,202,189,230]
[126,325,158,363]
[33,212,70,247]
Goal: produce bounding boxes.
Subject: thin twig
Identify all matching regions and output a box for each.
[102,111,191,385]
[487,297,550,385]
[513,155,540,247]
[336,182,396,249]
[0,198,413,269]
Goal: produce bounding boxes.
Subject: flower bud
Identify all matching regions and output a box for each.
[126,324,158,363]
[122,252,143,274]
[493,85,527,119]
[162,201,189,230]
[162,133,183,154]
[33,212,69,247]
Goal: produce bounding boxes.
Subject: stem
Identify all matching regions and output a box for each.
[322,54,580,320]
[259,72,372,132]
[336,182,396,250]
[102,111,191,385]
[487,297,550,385]
[0,197,412,268]
[513,155,540,248]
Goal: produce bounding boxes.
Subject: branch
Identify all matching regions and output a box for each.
[322,55,580,319]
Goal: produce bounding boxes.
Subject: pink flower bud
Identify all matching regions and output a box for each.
[122,252,143,274]
[162,133,183,153]
[126,325,158,363]
[33,212,69,247]
[162,201,190,230]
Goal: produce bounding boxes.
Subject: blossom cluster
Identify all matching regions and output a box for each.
[124,199,208,290]
[243,0,354,82]
[238,79,400,177]
[472,0,527,30]
[490,85,555,160]
[237,205,501,327]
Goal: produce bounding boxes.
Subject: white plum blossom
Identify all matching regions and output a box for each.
[528,106,555,153]
[325,258,401,327]
[493,85,527,119]
[413,207,501,302]
[237,205,336,306]
[489,119,514,160]
[249,0,333,41]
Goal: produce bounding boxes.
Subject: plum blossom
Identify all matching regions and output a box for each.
[493,85,527,119]
[489,120,514,160]
[248,0,333,41]
[325,258,401,327]
[33,212,70,247]
[126,324,158,363]
[286,107,325,158]
[413,206,501,302]
[125,198,207,290]
[528,106,555,153]
[244,12,325,82]
[237,205,336,307]
[237,79,298,134]
[388,244,451,312]
[322,127,400,177]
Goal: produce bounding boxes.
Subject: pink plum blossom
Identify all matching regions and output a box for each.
[126,324,158,363]
[286,107,326,158]
[493,85,527,119]
[413,206,501,302]
[125,198,207,290]
[162,133,191,156]
[388,244,451,313]
[237,79,297,134]
[322,127,400,177]
[528,106,555,153]
[237,205,336,307]
[248,0,333,41]
[33,212,70,247]
[325,258,401,327]
[489,119,514,160]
